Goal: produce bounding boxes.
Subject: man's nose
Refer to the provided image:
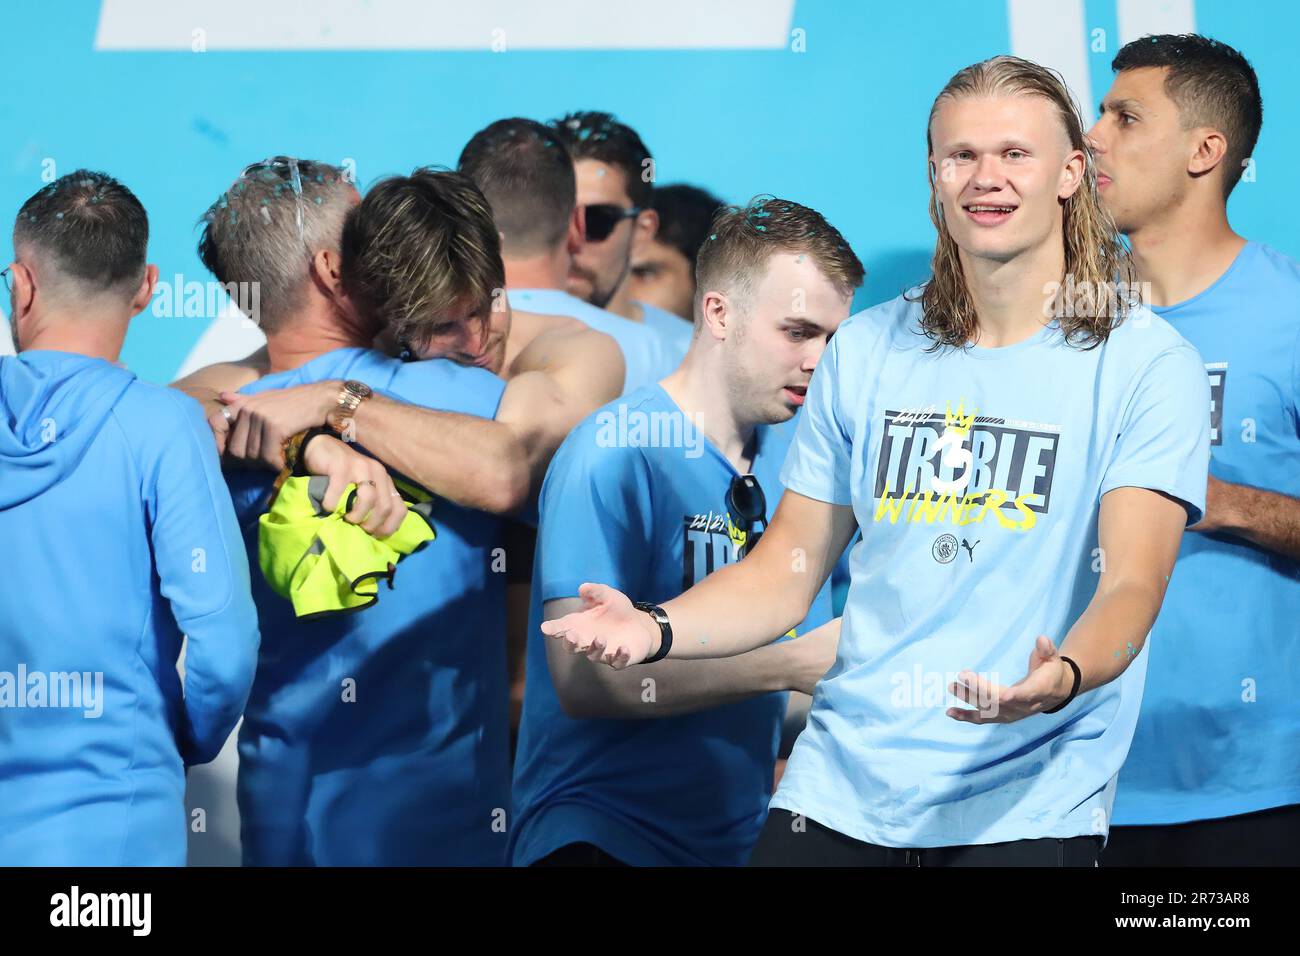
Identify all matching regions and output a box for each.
[972,153,1003,189]
[466,321,488,356]
[1084,120,1105,153]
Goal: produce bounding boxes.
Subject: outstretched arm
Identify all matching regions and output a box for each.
[543,490,858,667]
[210,327,622,515]
[545,596,839,719]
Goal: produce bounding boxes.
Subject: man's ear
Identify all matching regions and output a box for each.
[699,288,731,341]
[567,204,585,256]
[10,261,37,319]
[1059,148,1087,201]
[1188,128,1229,179]
[312,248,345,295]
[128,264,159,317]
[632,207,659,255]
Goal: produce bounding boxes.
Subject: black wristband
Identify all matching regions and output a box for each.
[291,427,334,478]
[634,602,673,663]
[1043,655,1082,714]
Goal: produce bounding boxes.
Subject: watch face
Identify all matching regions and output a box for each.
[345,380,372,400]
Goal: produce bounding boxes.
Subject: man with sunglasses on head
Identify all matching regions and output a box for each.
[457,117,673,396]
[550,111,694,365]
[508,197,860,867]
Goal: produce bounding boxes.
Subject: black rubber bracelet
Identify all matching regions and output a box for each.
[1043,655,1082,714]
[635,602,673,663]
[290,426,333,478]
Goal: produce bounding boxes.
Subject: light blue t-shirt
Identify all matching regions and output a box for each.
[639,301,694,367]
[227,348,511,866]
[508,288,673,395]
[773,293,1210,848]
[510,385,836,866]
[1114,242,1300,825]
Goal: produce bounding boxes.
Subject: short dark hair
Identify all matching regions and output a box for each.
[1112,34,1262,198]
[13,170,148,299]
[197,157,355,332]
[652,184,725,269]
[341,167,505,349]
[550,110,653,210]
[458,118,575,257]
[696,196,864,321]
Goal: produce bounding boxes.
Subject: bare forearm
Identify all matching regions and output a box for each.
[172,382,225,419]
[1059,579,1165,694]
[1209,481,1300,560]
[353,394,529,514]
[562,642,790,719]
[659,550,814,661]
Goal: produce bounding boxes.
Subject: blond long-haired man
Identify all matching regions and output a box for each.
[542,56,1211,867]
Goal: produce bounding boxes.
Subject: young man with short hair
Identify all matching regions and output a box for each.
[460,117,674,393]
[0,171,259,865]
[512,197,861,866]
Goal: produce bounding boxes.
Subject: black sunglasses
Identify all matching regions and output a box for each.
[583,204,641,242]
[726,474,768,557]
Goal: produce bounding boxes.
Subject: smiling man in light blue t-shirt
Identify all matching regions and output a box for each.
[543,56,1209,867]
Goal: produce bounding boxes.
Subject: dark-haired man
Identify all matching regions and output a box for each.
[460,117,674,392]
[1089,34,1300,866]
[0,171,259,864]
[550,111,694,364]
[510,198,860,867]
[629,183,726,323]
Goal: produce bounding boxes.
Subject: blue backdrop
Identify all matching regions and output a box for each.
[2,0,1296,383]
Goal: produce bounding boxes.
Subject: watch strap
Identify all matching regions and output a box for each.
[633,601,673,664]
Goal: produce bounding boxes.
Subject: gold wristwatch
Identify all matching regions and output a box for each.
[326,380,372,437]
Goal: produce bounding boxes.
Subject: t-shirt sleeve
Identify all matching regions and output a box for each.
[780,331,855,505]
[537,426,657,602]
[1099,343,1211,525]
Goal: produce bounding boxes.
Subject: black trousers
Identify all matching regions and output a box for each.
[748,809,1102,867]
[1104,802,1300,866]
[531,842,630,867]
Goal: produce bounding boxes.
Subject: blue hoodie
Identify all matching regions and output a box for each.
[0,351,260,866]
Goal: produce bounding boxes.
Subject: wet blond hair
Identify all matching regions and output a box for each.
[915,55,1135,350]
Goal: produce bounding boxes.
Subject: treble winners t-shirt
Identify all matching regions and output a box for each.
[773,292,1209,848]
